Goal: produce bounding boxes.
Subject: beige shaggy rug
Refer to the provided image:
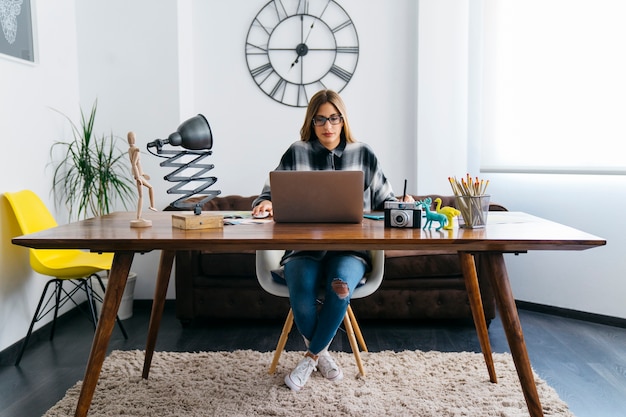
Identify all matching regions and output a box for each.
[44,349,574,417]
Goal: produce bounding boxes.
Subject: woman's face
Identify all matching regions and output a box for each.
[313,102,343,150]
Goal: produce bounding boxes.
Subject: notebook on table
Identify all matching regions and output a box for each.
[270,170,364,223]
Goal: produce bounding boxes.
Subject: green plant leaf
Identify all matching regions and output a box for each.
[49,100,135,220]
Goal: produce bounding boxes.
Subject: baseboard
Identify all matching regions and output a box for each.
[133,299,176,309]
[516,300,626,329]
[142,299,626,328]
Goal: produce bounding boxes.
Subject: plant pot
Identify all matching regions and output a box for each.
[92,272,137,320]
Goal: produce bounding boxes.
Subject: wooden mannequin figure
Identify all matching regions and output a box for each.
[128,131,157,228]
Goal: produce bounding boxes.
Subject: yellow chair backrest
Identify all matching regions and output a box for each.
[5,190,113,279]
[5,190,58,235]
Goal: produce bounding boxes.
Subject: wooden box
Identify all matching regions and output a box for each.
[171,213,224,230]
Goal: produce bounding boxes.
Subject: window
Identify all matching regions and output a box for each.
[480,0,626,174]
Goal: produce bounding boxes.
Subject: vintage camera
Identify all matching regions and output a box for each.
[384,201,422,228]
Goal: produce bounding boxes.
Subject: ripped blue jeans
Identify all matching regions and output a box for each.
[284,254,367,355]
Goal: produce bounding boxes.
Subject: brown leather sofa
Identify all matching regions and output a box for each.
[169,195,505,325]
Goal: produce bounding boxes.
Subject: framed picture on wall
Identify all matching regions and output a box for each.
[0,0,35,63]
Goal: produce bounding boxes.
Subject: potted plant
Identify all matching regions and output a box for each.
[50,100,135,220]
[49,99,138,318]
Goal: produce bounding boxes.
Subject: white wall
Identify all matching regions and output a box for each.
[487,174,624,318]
[417,0,470,193]
[0,0,83,352]
[0,0,622,353]
[74,0,183,307]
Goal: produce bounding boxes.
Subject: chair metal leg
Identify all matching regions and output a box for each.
[14,279,57,366]
[83,278,99,329]
[92,274,128,339]
[50,280,62,340]
[15,274,130,366]
[343,312,365,376]
[269,309,294,374]
[114,313,129,339]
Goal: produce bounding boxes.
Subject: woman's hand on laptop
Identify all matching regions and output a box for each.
[252,201,273,218]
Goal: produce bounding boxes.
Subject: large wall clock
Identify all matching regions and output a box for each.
[245,0,359,107]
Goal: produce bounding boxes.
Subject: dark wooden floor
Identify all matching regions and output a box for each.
[1,301,625,417]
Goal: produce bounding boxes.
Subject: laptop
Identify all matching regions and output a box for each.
[270,171,364,223]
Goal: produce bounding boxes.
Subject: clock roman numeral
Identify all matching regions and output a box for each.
[251,63,273,78]
[337,46,358,54]
[297,0,309,15]
[298,84,308,106]
[329,65,353,82]
[246,42,268,54]
[318,0,333,20]
[272,0,288,21]
[331,19,353,33]
[253,17,272,37]
[270,77,287,99]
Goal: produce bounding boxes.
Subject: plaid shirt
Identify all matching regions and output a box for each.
[253,137,397,211]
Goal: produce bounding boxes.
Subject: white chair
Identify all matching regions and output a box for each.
[255,250,384,376]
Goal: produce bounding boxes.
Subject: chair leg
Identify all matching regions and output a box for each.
[269,306,368,376]
[343,311,366,377]
[15,279,57,366]
[82,278,99,329]
[91,274,129,340]
[50,280,62,340]
[347,305,367,352]
[269,308,294,375]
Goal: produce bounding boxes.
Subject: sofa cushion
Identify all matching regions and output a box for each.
[164,195,258,212]
[199,252,256,277]
[385,251,461,279]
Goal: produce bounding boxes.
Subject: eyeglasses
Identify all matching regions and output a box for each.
[312,114,343,127]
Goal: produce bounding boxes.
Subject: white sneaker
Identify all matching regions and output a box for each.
[285,356,317,392]
[317,351,344,381]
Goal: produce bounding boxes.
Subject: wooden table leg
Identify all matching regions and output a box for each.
[459,252,497,383]
[142,250,176,379]
[74,252,134,417]
[483,252,544,417]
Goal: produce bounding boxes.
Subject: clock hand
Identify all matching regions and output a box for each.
[303,20,315,44]
[289,55,300,70]
[303,0,332,43]
[301,0,313,43]
[290,12,312,70]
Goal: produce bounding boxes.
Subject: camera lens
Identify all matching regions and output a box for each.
[392,211,410,227]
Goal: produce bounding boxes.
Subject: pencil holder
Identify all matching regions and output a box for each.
[456,195,490,228]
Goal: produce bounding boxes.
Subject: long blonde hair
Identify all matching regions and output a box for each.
[299,90,356,143]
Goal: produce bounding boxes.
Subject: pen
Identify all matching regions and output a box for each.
[402,179,407,201]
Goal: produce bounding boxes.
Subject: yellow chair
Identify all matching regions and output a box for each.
[4,190,128,365]
[255,250,384,376]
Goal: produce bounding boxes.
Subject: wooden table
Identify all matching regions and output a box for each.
[12,211,605,417]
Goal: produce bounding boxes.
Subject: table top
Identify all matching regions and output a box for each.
[11,211,605,253]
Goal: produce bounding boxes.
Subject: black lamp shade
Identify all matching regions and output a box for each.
[167,114,212,150]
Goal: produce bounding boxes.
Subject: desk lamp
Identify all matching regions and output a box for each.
[147,114,221,215]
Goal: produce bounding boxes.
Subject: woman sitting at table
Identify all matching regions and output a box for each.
[252,89,413,392]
